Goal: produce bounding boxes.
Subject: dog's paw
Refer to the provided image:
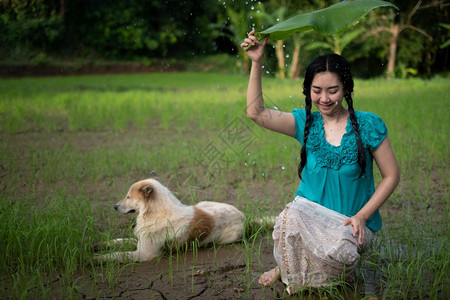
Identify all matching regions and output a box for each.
[92,240,114,252]
[92,243,104,252]
[91,254,107,265]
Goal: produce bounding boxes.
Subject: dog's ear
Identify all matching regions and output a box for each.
[148,170,158,179]
[140,184,153,199]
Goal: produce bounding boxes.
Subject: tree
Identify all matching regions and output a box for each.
[305,27,365,55]
[223,5,254,74]
[286,0,329,79]
[367,0,446,79]
[259,6,289,79]
[250,0,325,79]
[289,32,303,79]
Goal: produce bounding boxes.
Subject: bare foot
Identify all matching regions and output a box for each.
[258,267,281,286]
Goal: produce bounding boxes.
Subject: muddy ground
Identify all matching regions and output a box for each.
[1,64,383,298]
[1,129,382,300]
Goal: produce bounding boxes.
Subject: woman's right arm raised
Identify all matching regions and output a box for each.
[241,31,296,138]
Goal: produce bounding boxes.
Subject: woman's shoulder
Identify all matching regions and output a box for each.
[355,110,383,121]
[355,111,386,128]
[292,108,321,143]
[354,111,388,149]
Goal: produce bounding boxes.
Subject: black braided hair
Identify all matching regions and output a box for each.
[298,92,312,179]
[345,91,366,178]
[298,54,366,179]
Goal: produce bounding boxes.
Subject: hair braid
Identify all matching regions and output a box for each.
[345,92,366,178]
[298,93,312,179]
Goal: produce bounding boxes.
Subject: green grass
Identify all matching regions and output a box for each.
[0,73,448,299]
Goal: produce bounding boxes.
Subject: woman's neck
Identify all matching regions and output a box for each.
[321,106,348,125]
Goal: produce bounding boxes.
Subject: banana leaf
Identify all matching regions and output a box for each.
[249,0,397,43]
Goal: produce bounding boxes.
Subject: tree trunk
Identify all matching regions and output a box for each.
[387,24,399,80]
[60,0,66,21]
[290,42,301,79]
[275,40,285,79]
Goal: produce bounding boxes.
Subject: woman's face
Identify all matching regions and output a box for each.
[310,71,345,117]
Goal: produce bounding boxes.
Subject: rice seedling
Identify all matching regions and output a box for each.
[0,72,448,299]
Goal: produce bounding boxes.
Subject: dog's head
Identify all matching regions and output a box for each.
[114,176,183,216]
[114,180,155,215]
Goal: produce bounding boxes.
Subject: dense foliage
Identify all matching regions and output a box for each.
[0,0,448,77]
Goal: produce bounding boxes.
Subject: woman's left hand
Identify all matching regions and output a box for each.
[342,213,367,245]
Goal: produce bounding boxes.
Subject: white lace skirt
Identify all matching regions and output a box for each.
[273,196,373,294]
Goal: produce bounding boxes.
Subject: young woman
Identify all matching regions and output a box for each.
[241,30,400,293]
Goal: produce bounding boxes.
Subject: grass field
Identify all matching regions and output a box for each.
[0,72,448,299]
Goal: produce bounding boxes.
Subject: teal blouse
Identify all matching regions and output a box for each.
[292,108,388,232]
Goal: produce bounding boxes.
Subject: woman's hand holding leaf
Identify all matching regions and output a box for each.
[241,30,269,65]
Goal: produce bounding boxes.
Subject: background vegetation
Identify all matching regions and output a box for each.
[1,0,449,79]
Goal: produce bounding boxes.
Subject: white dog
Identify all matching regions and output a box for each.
[94,174,248,263]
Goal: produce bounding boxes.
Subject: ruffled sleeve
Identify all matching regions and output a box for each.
[358,112,388,151]
[292,108,306,145]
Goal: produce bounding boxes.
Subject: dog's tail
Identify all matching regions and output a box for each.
[246,215,277,231]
